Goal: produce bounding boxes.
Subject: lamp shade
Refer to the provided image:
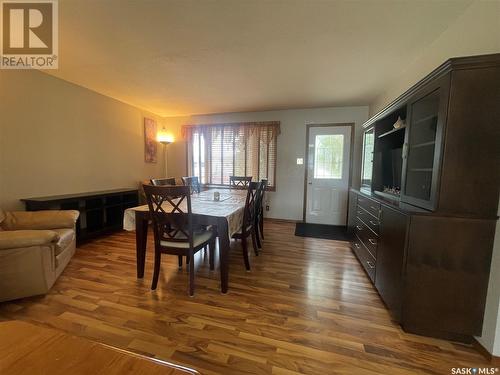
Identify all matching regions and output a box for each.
[157,127,174,144]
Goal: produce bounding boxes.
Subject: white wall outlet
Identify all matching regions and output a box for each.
[296,158,304,165]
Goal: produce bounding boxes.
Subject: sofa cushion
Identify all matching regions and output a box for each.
[52,228,75,256]
[55,237,76,270]
[2,210,79,231]
[0,230,59,250]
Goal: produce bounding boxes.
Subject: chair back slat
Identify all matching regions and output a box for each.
[255,179,267,213]
[182,176,201,194]
[241,181,263,232]
[150,177,176,186]
[229,176,252,189]
[143,185,194,248]
[256,179,268,215]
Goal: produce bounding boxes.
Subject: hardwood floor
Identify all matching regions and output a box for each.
[0,221,490,374]
[0,321,198,374]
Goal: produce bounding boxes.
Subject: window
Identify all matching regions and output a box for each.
[313,134,344,179]
[183,122,280,190]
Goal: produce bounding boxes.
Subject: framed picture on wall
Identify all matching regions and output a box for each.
[144,118,157,163]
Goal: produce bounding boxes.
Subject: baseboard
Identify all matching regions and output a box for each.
[473,338,500,364]
[264,217,300,224]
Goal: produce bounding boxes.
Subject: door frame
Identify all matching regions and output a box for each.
[302,122,355,223]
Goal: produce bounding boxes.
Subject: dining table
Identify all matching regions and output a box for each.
[123,189,247,293]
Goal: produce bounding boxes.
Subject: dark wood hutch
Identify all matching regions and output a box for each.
[348,54,500,342]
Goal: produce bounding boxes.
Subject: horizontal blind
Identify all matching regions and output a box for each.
[259,127,268,183]
[246,128,259,183]
[222,127,234,185]
[267,127,277,187]
[185,122,279,190]
[234,127,246,177]
[210,127,222,185]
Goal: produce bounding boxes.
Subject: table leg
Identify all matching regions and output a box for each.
[135,212,148,278]
[218,219,230,294]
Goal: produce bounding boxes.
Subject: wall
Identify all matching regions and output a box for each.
[480,208,500,357]
[0,70,164,211]
[368,0,500,356]
[370,0,500,115]
[164,106,369,221]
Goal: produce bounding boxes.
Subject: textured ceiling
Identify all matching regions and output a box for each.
[46,0,473,116]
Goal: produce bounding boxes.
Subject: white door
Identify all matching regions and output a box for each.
[306,125,351,225]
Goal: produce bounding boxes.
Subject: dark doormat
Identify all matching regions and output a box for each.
[294,222,351,241]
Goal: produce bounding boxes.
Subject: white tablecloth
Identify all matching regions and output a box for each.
[123,189,247,237]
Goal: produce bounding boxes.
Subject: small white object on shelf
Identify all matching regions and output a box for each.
[393,116,405,129]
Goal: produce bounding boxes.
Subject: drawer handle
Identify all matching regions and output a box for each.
[368,238,377,245]
[369,220,377,226]
[354,243,360,249]
[356,225,363,230]
[366,260,375,269]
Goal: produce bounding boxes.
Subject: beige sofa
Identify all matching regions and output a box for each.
[0,209,79,302]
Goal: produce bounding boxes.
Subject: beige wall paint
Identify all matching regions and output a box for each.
[480,206,500,356]
[0,70,165,211]
[370,0,500,115]
[164,106,369,221]
[163,116,189,181]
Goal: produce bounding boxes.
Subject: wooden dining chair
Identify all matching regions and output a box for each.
[232,181,264,270]
[143,184,216,296]
[254,179,267,248]
[229,176,252,189]
[181,176,201,194]
[150,177,176,186]
[150,178,178,238]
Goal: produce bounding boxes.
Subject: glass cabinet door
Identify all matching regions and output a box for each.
[361,127,375,189]
[401,75,449,210]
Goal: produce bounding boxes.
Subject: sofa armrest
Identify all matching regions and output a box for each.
[1,210,79,231]
[0,230,59,250]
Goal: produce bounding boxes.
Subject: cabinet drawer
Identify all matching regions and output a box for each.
[357,195,381,219]
[356,207,373,226]
[356,219,378,258]
[354,220,365,237]
[351,235,376,282]
[356,209,380,235]
[356,222,378,259]
[364,216,380,235]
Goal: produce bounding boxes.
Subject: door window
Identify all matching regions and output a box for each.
[313,134,344,179]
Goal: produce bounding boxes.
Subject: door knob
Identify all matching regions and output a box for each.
[308,182,312,185]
